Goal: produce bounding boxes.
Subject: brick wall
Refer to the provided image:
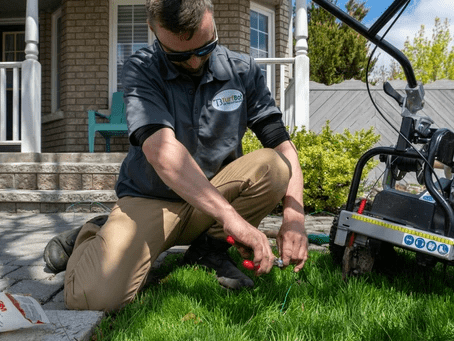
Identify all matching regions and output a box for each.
[40,11,52,125]
[212,0,292,108]
[61,0,111,152]
[40,0,128,152]
[39,10,67,152]
[213,0,251,54]
[38,0,290,152]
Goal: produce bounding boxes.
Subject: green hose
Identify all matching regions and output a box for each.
[307,233,330,245]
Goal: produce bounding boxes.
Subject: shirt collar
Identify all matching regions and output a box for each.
[206,47,231,82]
[155,40,180,81]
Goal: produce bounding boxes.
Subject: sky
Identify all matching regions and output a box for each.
[300,0,454,70]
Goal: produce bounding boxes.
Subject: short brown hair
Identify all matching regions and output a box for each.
[145,0,214,40]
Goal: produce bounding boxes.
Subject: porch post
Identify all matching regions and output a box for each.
[294,0,310,130]
[21,0,41,152]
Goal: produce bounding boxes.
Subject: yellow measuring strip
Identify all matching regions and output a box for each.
[351,214,454,246]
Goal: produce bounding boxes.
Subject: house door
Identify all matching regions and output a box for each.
[1,28,25,142]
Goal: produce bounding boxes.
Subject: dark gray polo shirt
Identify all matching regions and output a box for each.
[115,40,281,201]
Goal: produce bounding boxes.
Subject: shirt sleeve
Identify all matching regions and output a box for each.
[250,114,290,148]
[130,124,170,147]
[121,54,175,137]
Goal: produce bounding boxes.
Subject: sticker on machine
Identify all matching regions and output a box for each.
[402,233,450,256]
[419,191,435,203]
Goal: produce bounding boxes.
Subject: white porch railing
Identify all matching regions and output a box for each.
[255,58,295,131]
[4,0,304,153]
[0,0,41,153]
[22,0,42,153]
[254,58,294,112]
[0,62,22,145]
[254,0,310,133]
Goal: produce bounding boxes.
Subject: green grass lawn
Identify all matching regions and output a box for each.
[92,248,454,341]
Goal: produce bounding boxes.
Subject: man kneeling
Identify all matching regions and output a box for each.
[44,0,308,312]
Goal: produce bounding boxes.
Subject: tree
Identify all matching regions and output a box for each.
[308,0,376,85]
[393,17,454,84]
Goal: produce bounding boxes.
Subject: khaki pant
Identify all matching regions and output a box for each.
[64,149,291,311]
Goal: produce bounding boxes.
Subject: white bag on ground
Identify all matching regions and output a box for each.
[0,292,50,332]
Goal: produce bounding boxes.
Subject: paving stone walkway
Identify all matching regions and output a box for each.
[0,212,334,341]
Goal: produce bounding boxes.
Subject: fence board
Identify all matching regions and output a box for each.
[309,79,454,183]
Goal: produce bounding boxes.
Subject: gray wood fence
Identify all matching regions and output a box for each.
[308,79,454,183]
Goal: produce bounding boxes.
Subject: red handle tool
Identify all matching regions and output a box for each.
[226,235,283,270]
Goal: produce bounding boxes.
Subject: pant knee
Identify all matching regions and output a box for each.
[65,272,137,312]
[249,148,292,195]
[64,236,146,312]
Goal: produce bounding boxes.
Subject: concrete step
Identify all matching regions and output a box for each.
[0,189,117,213]
[0,162,122,173]
[0,153,125,213]
[0,163,121,191]
[0,152,127,163]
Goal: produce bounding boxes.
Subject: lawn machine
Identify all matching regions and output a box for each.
[312,0,454,277]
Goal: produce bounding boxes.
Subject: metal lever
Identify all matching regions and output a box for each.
[384,81,404,107]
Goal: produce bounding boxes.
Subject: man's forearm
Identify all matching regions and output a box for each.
[274,140,305,221]
[142,128,238,226]
[274,140,308,271]
[142,128,278,274]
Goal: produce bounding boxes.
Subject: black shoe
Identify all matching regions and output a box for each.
[183,232,254,290]
[43,215,108,273]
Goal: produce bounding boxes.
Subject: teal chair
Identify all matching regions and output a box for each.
[88,92,128,152]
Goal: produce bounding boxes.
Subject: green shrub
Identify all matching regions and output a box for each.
[242,121,380,212]
[242,128,263,154]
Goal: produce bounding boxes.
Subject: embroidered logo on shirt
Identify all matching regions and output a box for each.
[212,89,243,112]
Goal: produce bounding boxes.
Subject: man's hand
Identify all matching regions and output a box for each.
[276,218,308,272]
[143,129,278,275]
[223,216,275,275]
[273,140,307,272]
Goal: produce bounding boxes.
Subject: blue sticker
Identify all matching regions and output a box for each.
[403,234,451,257]
[415,238,426,249]
[426,241,437,252]
[404,235,414,246]
[420,191,435,202]
[422,195,434,202]
[438,244,449,255]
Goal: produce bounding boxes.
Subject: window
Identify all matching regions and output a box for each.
[2,31,24,93]
[111,0,153,97]
[2,32,25,62]
[250,3,275,95]
[250,11,269,60]
[0,24,26,66]
[0,25,24,141]
[52,8,62,113]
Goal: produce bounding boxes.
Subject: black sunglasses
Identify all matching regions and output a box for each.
[157,26,218,62]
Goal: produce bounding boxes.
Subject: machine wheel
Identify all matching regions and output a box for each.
[330,200,399,274]
[329,211,347,265]
[415,252,438,269]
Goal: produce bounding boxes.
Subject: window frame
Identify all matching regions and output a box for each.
[2,31,25,62]
[250,2,275,97]
[109,0,154,106]
[51,7,62,113]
